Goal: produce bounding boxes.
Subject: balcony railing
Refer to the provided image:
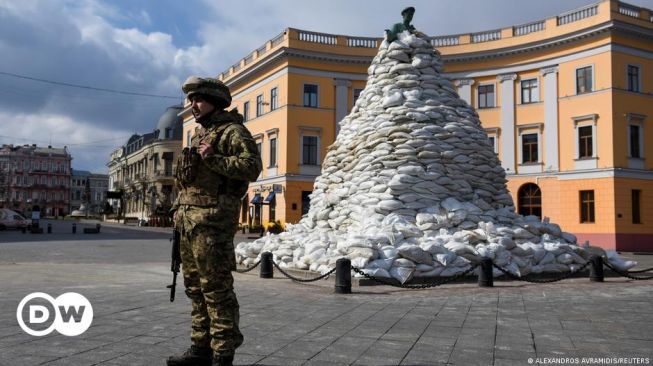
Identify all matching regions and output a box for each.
[513,20,546,36]
[471,29,501,43]
[557,4,598,25]
[270,31,285,47]
[243,52,255,66]
[298,30,337,45]
[346,37,378,48]
[153,170,174,178]
[618,3,640,18]
[430,35,460,47]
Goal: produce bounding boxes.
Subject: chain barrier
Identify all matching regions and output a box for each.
[492,260,591,284]
[271,260,337,282]
[235,260,261,273]
[351,264,479,289]
[603,261,653,281]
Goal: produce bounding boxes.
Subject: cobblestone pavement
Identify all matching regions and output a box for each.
[1,220,652,366]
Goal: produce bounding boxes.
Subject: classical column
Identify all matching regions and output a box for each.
[454,78,475,106]
[498,73,517,174]
[541,66,559,172]
[333,79,351,136]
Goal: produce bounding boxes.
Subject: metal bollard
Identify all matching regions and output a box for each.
[589,255,604,282]
[47,223,52,234]
[96,223,101,233]
[260,252,273,279]
[334,258,352,294]
[22,226,26,234]
[478,258,494,287]
[72,223,77,234]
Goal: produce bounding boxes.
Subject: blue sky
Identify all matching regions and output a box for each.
[0,0,651,172]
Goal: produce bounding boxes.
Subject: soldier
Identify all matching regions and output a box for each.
[168,76,262,366]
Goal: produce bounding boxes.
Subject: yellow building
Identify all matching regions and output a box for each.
[180,0,653,251]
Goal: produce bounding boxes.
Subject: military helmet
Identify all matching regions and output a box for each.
[182,76,232,109]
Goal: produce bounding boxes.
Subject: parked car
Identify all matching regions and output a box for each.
[0,209,31,230]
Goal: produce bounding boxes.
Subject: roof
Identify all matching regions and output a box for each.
[71,169,91,177]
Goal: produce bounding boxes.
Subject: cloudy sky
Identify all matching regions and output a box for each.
[1,0,650,173]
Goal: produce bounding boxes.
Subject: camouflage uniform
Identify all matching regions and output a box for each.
[172,77,262,361]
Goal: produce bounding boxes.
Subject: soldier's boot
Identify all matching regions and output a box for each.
[212,354,234,366]
[166,345,212,366]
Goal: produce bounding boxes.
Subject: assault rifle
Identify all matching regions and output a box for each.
[167,228,181,302]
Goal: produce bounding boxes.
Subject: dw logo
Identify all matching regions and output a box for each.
[16,292,93,336]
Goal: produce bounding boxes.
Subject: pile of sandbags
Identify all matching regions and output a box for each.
[235,30,636,283]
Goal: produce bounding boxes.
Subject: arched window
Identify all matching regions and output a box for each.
[518,183,542,219]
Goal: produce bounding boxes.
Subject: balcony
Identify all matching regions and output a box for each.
[153,170,174,180]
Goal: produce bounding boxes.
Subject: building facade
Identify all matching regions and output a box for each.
[70,169,109,215]
[180,0,653,251]
[0,144,72,217]
[107,105,183,225]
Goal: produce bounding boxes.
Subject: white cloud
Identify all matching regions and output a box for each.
[0,111,133,172]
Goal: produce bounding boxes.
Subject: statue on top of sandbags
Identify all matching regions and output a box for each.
[385,6,425,43]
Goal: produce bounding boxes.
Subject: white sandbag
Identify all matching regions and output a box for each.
[606,250,637,271]
[397,245,433,264]
[389,267,414,284]
[368,258,394,271]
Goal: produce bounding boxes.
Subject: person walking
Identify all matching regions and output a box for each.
[168,76,262,366]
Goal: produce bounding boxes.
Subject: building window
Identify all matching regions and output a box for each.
[269,137,277,167]
[488,136,497,154]
[270,87,278,111]
[518,183,542,219]
[580,190,595,223]
[576,66,593,94]
[301,191,312,215]
[303,84,318,108]
[269,200,276,222]
[477,84,495,108]
[256,94,264,117]
[627,65,640,92]
[632,189,641,224]
[578,126,593,158]
[521,79,539,104]
[256,142,261,155]
[629,124,641,158]
[243,101,250,121]
[521,133,538,163]
[353,88,363,106]
[302,136,318,165]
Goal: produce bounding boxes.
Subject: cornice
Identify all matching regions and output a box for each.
[497,73,518,82]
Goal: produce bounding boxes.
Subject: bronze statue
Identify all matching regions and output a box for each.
[385,6,416,43]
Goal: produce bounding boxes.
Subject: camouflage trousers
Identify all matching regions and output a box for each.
[176,204,243,356]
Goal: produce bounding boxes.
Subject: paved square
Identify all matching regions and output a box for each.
[1,220,652,365]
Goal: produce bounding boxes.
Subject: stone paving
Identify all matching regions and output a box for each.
[0,220,652,366]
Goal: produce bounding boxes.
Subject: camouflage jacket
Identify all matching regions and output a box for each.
[173,109,262,209]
